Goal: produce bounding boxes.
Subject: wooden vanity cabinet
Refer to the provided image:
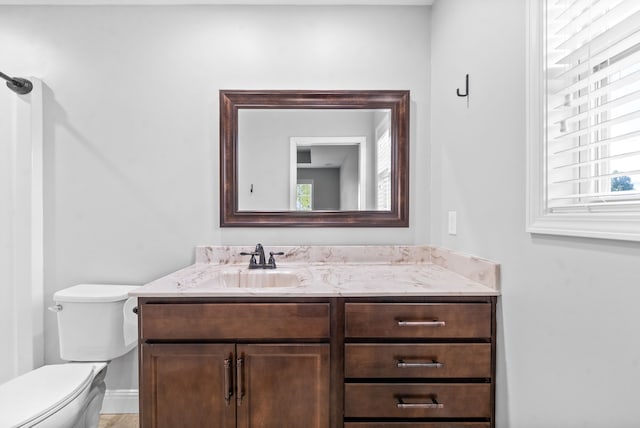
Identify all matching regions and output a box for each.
[139,300,332,428]
[138,296,497,428]
[344,298,497,428]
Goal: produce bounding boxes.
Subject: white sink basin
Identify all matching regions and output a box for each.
[220,269,302,288]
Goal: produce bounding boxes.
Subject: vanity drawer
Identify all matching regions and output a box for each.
[345,303,491,338]
[345,343,491,379]
[344,423,490,428]
[344,383,491,419]
[140,303,330,340]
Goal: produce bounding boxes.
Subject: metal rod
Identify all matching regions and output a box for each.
[397,320,446,327]
[224,358,233,405]
[236,357,244,406]
[397,360,444,369]
[0,70,15,83]
[397,397,444,409]
[0,70,33,95]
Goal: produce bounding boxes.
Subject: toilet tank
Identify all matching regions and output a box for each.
[53,284,139,361]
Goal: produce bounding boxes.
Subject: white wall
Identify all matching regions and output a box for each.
[431,1,640,427]
[0,80,15,384]
[0,80,44,384]
[339,146,359,210]
[0,4,430,401]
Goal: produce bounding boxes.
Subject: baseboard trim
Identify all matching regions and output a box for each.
[101,389,139,414]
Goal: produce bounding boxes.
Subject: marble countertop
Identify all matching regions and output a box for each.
[131,246,500,298]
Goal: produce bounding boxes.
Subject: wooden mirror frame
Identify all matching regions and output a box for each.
[220,90,409,227]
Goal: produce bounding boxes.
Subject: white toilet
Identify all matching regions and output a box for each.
[0,284,139,428]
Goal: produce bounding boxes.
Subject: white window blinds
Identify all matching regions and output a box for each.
[376,128,391,210]
[545,0,640,211]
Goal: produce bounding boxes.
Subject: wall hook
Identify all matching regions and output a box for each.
[456,74,469,108]
[250,184,253,193]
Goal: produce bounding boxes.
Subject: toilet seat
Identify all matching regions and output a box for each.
[0,363,106,428]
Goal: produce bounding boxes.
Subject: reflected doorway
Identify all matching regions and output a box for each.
[289,136,366,211]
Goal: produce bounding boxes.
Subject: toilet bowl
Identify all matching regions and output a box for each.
[0,284,139,428]
[0,363,106,428]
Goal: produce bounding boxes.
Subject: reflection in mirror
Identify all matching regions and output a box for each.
[220,90,409,227]
[292,137,366,211]
[237,109,391,212]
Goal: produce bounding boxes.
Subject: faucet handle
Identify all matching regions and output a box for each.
[240,251,259,267]
[267,251,285,268]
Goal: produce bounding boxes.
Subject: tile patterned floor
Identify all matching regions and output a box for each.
[98,414,139,428]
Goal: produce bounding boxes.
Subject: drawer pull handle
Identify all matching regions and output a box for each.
[397,359,444,369]
[396,397,444,409]
[397,320,446,327]
[223,358,233,405]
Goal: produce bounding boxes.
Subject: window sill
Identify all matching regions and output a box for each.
[527,212,640,242]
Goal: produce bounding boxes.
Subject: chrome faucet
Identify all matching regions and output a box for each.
[240,244,284,269]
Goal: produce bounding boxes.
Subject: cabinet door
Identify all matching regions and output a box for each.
[141,343,236,428]
[236,344,330,428]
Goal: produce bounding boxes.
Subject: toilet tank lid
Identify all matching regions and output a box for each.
[54,284,140,303]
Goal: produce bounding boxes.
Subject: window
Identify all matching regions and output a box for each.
[527,0,640,241]
[376,115,391,210]
[296,181,313,211]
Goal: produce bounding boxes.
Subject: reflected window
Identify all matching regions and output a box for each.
[296,181,313,211]
[376,118,391,210]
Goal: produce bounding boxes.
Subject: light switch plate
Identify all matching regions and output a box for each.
[448,211,457,235]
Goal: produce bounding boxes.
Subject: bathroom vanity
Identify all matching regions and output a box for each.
[132,246,500,428]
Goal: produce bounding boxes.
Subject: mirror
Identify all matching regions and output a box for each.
[220,90,409,227]
[239,109,389,212]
